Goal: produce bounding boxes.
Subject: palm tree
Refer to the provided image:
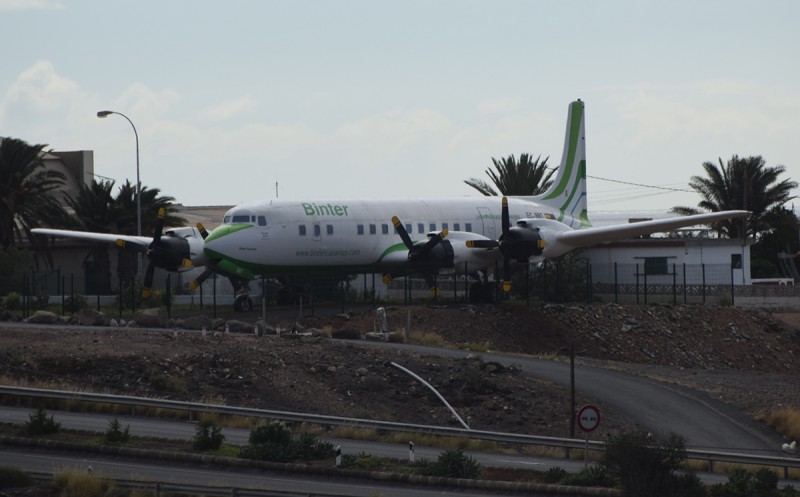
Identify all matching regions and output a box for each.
[464,154,556,196]
[63,180,121,293]
[0,137,67,251]
[670,155,797,238]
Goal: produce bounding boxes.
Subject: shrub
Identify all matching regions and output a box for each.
[23,407,61,436]
[602,430,702,497]
[563,465,616,487]
[240,422,334,462]
[193,419,225,451]
[709,467,797,497]
[425,448,481,479]
[0,467,32,488]
[3,291,22,310]
[103,417,131,444]
[544,466,567,483]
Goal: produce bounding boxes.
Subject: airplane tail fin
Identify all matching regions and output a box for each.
[525,99,589,228]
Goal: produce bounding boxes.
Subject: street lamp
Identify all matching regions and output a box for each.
[97,110,142,275]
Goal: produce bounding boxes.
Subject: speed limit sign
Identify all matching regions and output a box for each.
[577,404,600,433]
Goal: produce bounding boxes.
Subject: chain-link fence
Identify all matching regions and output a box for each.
[3,260,798,319]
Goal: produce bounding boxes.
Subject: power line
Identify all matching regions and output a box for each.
[586,174,693,193]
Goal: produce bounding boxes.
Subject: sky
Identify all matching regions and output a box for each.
[1,0,798,214]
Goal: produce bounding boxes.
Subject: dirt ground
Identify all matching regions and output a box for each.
[1,303,799,438]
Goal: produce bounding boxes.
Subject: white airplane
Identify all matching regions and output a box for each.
[33,100,748,311]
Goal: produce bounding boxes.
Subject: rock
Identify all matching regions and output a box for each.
[26,310,60,325]
[256,320,278,335]
[226,319,252,333]
[181,315,213,331]
[73,309,109,326]
[133,307,167,328]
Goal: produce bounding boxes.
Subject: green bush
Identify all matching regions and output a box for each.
[3,291,22,310]
[193,419,225,451]
[710,467,798,497]
[563,465,616,487]
[544,466,567,483]
[103,417,130,444]
[602,430,703,497]
[0,467,32,488]
[23,407,60,436]
[239,422,334,462]
[425,448,481,479]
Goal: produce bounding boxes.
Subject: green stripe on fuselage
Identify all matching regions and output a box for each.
[204,223,252,243]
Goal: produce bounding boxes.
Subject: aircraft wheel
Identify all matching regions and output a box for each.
[234,295,253,312]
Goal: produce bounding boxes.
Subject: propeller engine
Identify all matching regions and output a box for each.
[117,208,199,298]
[384,216,453,293]
[466,197,545,292]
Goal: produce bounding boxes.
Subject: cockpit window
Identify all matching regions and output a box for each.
[223,215,231,224]
[257,216,267,226]
[232,215,251,223]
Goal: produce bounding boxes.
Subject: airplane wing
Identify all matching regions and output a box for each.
[556,210,749,248]
[31,228,152,249]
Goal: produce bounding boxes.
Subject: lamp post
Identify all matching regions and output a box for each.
[97,110,142,275]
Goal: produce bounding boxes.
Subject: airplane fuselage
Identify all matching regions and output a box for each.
[203,197,577,276]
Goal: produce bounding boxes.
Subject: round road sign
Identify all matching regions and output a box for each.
[577,404,600,433]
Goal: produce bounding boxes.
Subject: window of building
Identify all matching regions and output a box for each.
[644,257,668,275]
[731,253,742,269]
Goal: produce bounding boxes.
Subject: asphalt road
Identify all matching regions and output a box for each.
[359,342,785,455]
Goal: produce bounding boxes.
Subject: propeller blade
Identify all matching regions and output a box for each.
[391,216,414,250]
[466,239,499,249]
[501,197,510,237]
[152,207,166,244]
[417,228,448,256]
[502,256,512,293]
[142,261,156,298]
[197,223,209,240]
[188,268,214,290]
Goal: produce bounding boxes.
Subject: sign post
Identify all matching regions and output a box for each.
[577,404,600,466]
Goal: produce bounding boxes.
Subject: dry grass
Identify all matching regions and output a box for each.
[53,468,116,497]
[763,407,800,441]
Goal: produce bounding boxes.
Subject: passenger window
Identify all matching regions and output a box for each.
[429,223,435,231]
[326,225,333,235]
[357,224,364,235]
[369,224,376,235]
[405,224,412,234]
[417,223,424,233]
[314,225,321,237]
[442,223,449,230]
[453,223,460,231]
[258,216,267,226]
[465,222,472,232]
[382,224,389,235]
[299,225,306,236]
